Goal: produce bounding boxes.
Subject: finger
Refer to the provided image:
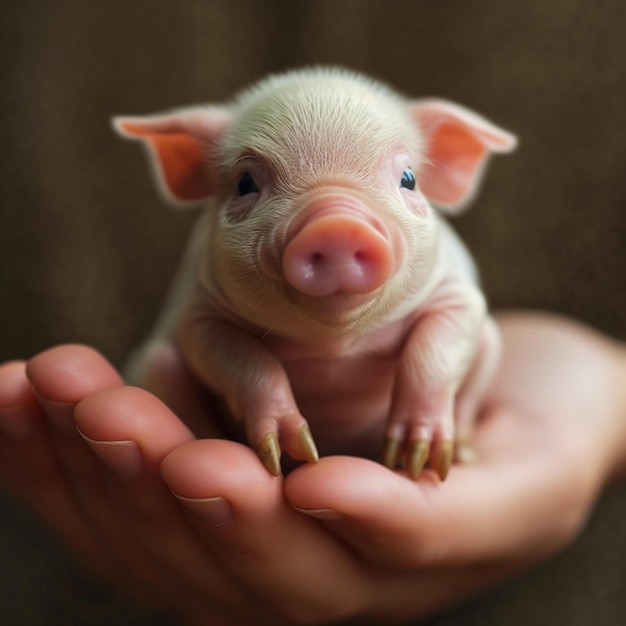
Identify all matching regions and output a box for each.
[0,358,116,577]
[75,386,251,619]
[27,346,122,502]
[26,345,127,500]
[285,409,582,569]
[25,344,131,528]
[74,386,195,514]
[161,439,374,625]
[26,344,124,417]
[24,346,188,606]
[163,439,534,624]
[0,360,40,442]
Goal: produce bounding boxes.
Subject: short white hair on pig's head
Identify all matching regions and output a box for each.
[220,67,424,191]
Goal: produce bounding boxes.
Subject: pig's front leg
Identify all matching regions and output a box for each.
[385,285,490,481]
[178,312,319,475]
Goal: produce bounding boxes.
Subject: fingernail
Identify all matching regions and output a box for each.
[77,427,143,477]
[172,494,233,526]
[0,407,34,440]
[292,506,344,522]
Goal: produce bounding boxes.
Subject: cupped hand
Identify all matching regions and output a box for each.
[159,312,626,624]
[1,312,624,625]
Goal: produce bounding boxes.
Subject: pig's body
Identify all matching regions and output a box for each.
[117,68,515,479]
[252,218,479,457]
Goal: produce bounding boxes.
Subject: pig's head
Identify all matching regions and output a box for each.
[114,68,516,339]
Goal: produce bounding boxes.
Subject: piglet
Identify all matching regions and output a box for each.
[114,67,516,480]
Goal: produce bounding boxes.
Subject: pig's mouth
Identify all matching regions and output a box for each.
[287,288,382,327]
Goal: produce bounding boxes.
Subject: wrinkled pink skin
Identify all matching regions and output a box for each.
[118,69,514,479]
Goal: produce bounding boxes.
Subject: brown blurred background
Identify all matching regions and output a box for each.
[1,1,625,624]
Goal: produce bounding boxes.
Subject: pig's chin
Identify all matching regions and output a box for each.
[288,290,379,329]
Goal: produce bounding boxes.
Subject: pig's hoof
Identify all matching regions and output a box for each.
[431,442,453,481]
[294,423,320,463]
[256,425,319,476]
[382,435,404,470]
[407,439,430,479]
[257,432,282,476]
[383,436,453,481]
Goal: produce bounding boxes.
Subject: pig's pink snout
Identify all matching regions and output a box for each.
[283,214,393,297]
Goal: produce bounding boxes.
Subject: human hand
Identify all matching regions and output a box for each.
[0,312,624,624]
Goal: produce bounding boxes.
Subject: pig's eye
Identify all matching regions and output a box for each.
[400,168,416,191]
[237,171,259,196]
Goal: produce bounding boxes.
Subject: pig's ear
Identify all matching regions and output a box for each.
[408,100,517,213]
[112,107,231,205]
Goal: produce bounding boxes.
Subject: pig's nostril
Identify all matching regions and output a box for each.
[304,252,324,279]
[355,250,374,276]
